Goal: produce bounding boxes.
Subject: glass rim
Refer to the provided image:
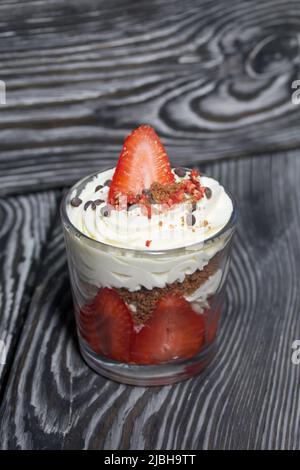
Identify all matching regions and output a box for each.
[60,167,238,256]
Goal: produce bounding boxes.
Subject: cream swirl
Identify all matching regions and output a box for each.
[67,168,233,250]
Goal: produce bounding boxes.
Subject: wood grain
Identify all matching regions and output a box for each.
[1,0,300,195]
[1,0,300,451]
[1,153,300,450]
[0,191,58,396]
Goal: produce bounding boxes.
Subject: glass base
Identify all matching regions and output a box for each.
[79,338,216,386]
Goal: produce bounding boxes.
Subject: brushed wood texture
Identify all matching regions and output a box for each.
[0,191,58,395]
[1,0,300,195]
[1,154,300,450]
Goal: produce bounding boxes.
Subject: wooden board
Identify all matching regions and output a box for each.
[1,0,300,195]
[1,0,300,451]
[1,154,300,450]
[0,191,58,395]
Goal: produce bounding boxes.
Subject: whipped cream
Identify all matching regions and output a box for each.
[185,269,223,314]
[65,168,233,294]
[67,168,233,251]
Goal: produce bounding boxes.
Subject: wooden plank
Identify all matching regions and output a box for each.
[1,153,299,450]
[0,191,58,396]
[1,0,300,195]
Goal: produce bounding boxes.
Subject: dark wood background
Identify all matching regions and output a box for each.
[0,0,300,450]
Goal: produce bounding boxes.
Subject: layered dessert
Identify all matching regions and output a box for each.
[64,125,234,367]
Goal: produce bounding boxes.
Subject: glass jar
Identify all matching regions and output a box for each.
[61,171,237,386]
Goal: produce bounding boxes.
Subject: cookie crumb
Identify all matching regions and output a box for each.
[117,253,221,325]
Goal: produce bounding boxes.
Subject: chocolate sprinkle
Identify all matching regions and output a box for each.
[70,197,82,207]
[142,188,151,197]
[100,205,111,217]
[186,213,196,226]
[205,187,212,199]
[141,189,156,204]
[104,179,112,187]
[95,185,103,192]
[95,199,104,206]
[84,201,92,211]
[174,167,186,178]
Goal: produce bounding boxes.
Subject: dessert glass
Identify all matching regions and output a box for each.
[61,170,237,386]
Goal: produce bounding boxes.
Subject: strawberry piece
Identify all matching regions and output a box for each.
[203,306,221,344]
[108,125,175,205]
[131,294,205,365]
[78,302,103,354]
[94,288,134,362]
[171,189,185,203]
[190,168,200,181]
[79,288,134,362]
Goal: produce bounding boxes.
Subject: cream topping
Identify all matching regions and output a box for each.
[67,168,233,251]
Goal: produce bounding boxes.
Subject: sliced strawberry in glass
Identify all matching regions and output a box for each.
[131,294,205,365]
[79,288,134,363]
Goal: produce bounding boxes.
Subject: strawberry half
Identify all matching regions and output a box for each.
[79,288,134,362]
[203,305,221,344]
[131,294,205,365]
[78,302,102,354]
[108,125,175,205]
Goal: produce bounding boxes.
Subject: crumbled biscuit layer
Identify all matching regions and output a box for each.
[117,253,221,324]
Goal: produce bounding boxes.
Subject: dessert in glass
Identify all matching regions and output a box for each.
[61,125,237,385]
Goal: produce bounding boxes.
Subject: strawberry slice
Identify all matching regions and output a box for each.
[79,288,134,362]
[108,125,175,205]
[131,294,205,365]
[203,305,221,344]
[78,302,103,354]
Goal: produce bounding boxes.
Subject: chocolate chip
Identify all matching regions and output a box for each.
[100,205,111,217]
[95,185,103,192]
[186,213,196,226]
[174,167,186,178]
[205,187,212,199]
[142,189,156,204]
[104,179,112,187]
[84,201,92,211]
[70,197,82,207]
[127,204,138,212]
[95,199,104,206]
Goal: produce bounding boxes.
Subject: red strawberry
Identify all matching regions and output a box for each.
[190,168,200,181]
[108,125,175,205]
[131,294,205,365]
[79,288,134,362]
[203,306,221,344]
[78,302,103,354]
